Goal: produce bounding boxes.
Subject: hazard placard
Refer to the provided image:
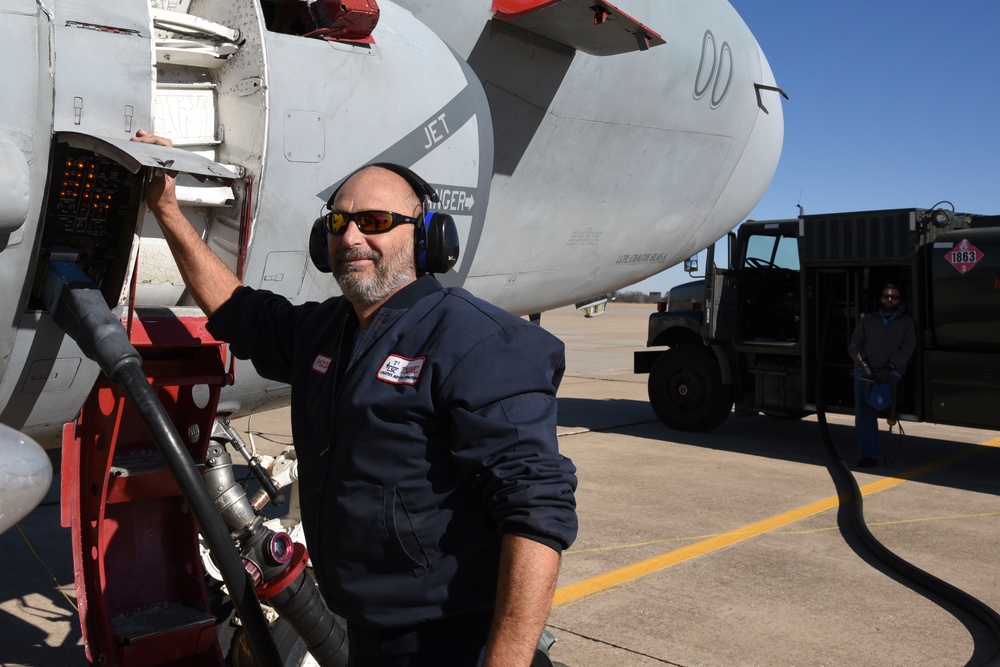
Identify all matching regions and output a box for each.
[945,239,984,274]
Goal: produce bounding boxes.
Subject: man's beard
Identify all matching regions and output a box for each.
[882,302,899,314]
[333,244,416,308]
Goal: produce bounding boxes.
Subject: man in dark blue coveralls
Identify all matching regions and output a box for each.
[848,284,916,469]
[135,130,578,667]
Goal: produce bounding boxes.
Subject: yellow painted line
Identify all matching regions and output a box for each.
[565,511,1000,553]
[554,437,1000,608]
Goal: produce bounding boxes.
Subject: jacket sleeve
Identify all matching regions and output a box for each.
[442,323,578,553]
[848,316,867,365]
[888,315,918,373]
[206,286,311,385]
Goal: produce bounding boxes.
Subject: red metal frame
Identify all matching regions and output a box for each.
[61,315,230,666]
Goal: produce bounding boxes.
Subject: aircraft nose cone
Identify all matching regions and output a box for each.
[0,424,53,535]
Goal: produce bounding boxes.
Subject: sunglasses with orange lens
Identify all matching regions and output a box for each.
[324,210,421,235]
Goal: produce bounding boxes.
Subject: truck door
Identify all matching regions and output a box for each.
[737,229,801,343]
[729,222,803,415]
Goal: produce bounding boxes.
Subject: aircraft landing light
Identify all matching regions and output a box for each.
[553,437,1000,608]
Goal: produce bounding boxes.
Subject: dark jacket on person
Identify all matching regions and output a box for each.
[848,310,917,374]
[206,275,578,629]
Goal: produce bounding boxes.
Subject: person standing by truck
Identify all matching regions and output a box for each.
[849,284,917,468]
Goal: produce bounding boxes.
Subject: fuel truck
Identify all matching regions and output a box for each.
[634,207,1000,432]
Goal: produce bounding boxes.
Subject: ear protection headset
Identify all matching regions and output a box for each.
[309,162,460,275]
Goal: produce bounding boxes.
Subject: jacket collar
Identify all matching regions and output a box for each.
[381,274,443,311]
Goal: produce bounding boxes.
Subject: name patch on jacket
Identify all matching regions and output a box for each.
[312,354,332,375]
[377,354,425,385]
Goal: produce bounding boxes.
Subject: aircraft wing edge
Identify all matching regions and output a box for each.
[493,0,666,56]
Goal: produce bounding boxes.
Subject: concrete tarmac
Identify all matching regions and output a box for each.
[2,303,1000,666]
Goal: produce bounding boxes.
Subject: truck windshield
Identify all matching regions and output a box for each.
[744,234,799,270]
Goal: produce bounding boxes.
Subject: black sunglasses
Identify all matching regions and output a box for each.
[882,293,900,300]
[324,210,420,235]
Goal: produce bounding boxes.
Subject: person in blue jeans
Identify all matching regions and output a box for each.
[848,284,916,468]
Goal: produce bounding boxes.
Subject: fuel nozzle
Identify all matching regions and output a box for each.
[203,442,348,666]
[214,419,286,507]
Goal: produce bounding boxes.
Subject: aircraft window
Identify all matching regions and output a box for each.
[260,0,378,40]
[260,1,309,35]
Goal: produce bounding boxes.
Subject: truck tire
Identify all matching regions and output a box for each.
[648,346,733,431]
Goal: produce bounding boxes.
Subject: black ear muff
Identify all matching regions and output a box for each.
[309,216,332,273]
[416,212,460,274]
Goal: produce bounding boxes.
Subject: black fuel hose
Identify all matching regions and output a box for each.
[813,296,1000,666]
[42,261,283,667]
[266,572,349,666]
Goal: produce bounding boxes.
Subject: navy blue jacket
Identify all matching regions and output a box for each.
[207,275,578,628]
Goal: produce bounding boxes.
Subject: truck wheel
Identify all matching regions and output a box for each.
[648,346,732,431]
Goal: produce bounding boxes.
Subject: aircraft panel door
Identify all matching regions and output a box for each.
[0,3,41,166]
[51,3,152,138]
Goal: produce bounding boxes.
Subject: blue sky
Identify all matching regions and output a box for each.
[629,1,1000,294]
